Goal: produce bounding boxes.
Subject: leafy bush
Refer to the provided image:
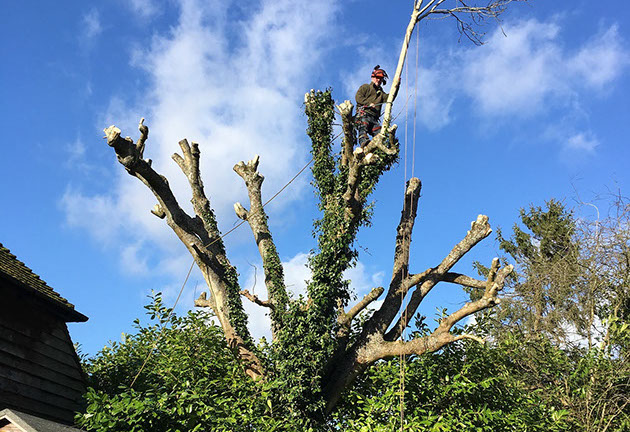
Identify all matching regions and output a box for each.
[77,294,307,431]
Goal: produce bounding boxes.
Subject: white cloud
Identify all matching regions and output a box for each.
[380,18,628,157]
[378,19,628,130]
[120,242,150,275]
[461,19,628,119]
[568,24,629,90]
[241,252,386,340]
[564,132,599,153]
[65,0,339,263]
[82,9,102,40]
[61,188,121,245]
[66,137,86,164]
[463,19,563,117]
[415,66,455,130]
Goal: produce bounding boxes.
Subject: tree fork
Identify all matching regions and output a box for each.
[104,121,264,380]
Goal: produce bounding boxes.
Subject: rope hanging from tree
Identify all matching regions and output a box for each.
[399,22,421,432]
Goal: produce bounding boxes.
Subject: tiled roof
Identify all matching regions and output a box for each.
[0,243,87,322]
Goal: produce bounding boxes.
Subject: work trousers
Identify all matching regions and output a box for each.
[355,106,381,147]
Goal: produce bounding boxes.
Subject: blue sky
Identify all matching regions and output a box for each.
[1,0,629,357]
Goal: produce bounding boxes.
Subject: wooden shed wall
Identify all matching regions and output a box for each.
[0,283,86,425]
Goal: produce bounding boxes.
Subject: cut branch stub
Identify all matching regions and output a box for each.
[337,100,355,166]
[234,202,249,220]
[194,291,214,308]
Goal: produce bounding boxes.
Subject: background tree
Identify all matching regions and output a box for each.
[474,197,630,432]
[98,0,523,424]
[494,199,581,341]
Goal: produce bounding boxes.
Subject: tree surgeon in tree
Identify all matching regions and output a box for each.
[355,65,393,147]
[101,0,527,421]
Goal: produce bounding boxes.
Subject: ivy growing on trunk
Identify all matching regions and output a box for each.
[99,0,525,424]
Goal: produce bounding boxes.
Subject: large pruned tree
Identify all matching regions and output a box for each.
[102,0,522,419]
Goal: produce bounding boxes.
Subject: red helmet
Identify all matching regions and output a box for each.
[371,65,388,84]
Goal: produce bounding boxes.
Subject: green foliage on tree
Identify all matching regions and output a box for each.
[78,294,311,432]
[335,337,573,432]
[77,296,572,432]
[494,199,581,339]
[476,198,630,431]
[78,197,629,431]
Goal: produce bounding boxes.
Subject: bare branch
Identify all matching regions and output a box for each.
[392,178,422,282]
[233,155,289,333]
[363,330,487,362]
[337,100,355,167]
[234,202,249,220]
[386,214,493,340]
[240,289,274,309]
[442,272,487,289]
[136,118,148,159]
[338,287,384,329]
[151,203,166,219]
[105,121,264,380]
[437,263,513,332]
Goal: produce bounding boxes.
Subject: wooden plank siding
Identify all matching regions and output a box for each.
[0,283,86,425]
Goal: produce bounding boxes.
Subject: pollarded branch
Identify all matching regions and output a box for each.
[441,272,487,289]
[233,155,289,333]
[104,123,199,242]
[385,214,494,340]
[437,260,513,331]
[194,292,215,308]
[392,178,422,284]
[105,120,264,380]
[337,100,355,167]
[353,178,422,340]
[171,139,221,245]
[364,263,512,361]
[137,118,148,159]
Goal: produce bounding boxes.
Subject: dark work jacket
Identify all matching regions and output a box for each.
[355,82,389,117]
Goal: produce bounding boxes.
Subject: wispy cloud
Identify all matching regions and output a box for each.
[61,188,121,245]
[564,132,599,153]
[568,24,629,90]
[463,20,628,116]
[462,19,563,117]
[394,18,628,155]
[81,9,102,40]
[66,137,86,164]
[64,0,340,259]
[120,242,150,275]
